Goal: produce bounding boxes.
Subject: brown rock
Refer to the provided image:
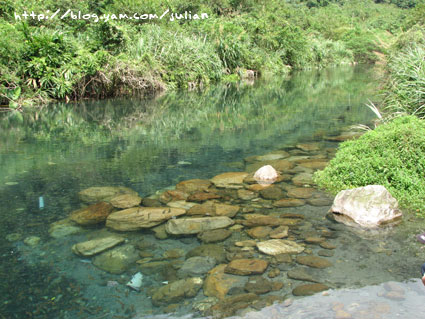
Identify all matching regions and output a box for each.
[142,198,162,207]
[259,186,285,200]
[273,198,306,207]
[78,186,138,204]
[267,268,281,278]
[292,173,314,186]
[152,277,203,306]
[187,192,221,202]
[296,255,332,268]
[211,172,249,189]
[292,283,329,296]
[165,217,234,235]
[204,264,249,299]
[159,190,188,203]
[304,237,325,244]
[257,239,304,255]
[237,189,257,200]
[269,225,289,239]
[320,242,337,249]
[247,184,271,192]
[225,259,269,275]
[176,179,212,194]
[106,207,186,231]
[296,143,320,152]
[287,187,315,199]
[70,202,114,225]
[246,226,273,239]
[298,159,329,170]
[72,236,125,257]
[244,276,273,294]
[109,194,142,209]
[307,196,333,206]
[215,203,240,217]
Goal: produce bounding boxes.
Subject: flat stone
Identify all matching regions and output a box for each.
[244,276,274,294]
[24,236,41,246]
[106,207,186,231]
[296,143,320,152]
[304,237,325,244]
[159,190,188,203]
[141,198,162,207]
[163,248,185,259]
[287,187,315,199]
[188,201,239,218]
[198,229,232,243]
[70,202,114,225]
[292,173,314,186]
[152,224,168,239]
[165,216,234,235]
[188,192,221,202]
[296,255,332,268]
[269,226,289,239]
[307,197,333,206]
[242,214,284,227]
[78,186,138,204]
[211,172,249,189]
[320,242,337,249]
[186,244,227,264]
[273,198,306,207]
[92,244,139,274]
[204,264,249,299]
[246,226,273,239]
[49,218,82,238]
[109,194,142,209]
[176,179,212,194]
[298,159,329,170]
[178,256,217,278]
[166,200,197,210]
[287,267,319,282]
[225,259,268,276]
[318,249,334,257]
[292,283,329,296]
[256,239,305,256]
[208,293,259,317]
[235,240,257,247]
[237,189,257,200]
[152,277,203,306]
[259,186,285,200]
[72,236,125,257]
[267,268,281,278]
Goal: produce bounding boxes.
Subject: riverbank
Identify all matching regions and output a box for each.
[0,0,418,109]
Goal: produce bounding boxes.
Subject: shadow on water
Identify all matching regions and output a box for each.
[2,65,422,319]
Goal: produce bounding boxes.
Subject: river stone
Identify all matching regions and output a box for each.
[296,255,332,268]
[78,186,138,204]
[176,179,212,194]
[24,236,41,246]
[152,277,203,306]
[255,151,290,162]
[304,237,325,244]
[256,239,305,255]
[246,226,272,239]
[177,256,217,278]
[244,276,274,294]
[188,192,221,202]
[207,293,259,317]
[329,185,402,228]
[92,244,138,274]
[259,186,285,200]
[292,283,329,296]
[204,264,249,299]
[198,229,232,243]
[318,249,334,257]
[269,225,289,239]
[211,172,249,189]
[287,187,315,199]
[273,198,306,207]
[307,196,333,206]
[287,267,319,282]
[237,189,257,200]
[253,165,279,185]
[292,173,314,186]
[49,218,83,238]
[72,236,125,257]
[225,259,269,275]
[298,159,329,170]
[242,214,283,227]
[320,242,337,249]
[138,261,171,275]
[186,244,227,264]
[70,202,114,225]
[109,194,142,209]
[159,190,189,203]
[141,198,162,207]
[296,143,320,152]
[188,201,240,218]
[235,240,257,247]
[165,216,234,235]
[167,200,197,210]
[152,224,168,239]
[106,207,186,231]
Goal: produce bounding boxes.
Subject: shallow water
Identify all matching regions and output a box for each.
[1,65,424,319]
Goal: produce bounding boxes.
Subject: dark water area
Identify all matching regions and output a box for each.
[0,65,424,319]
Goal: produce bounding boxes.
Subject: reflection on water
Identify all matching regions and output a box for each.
[1,65,423,319]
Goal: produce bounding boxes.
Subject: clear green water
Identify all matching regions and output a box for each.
[0,65,424,319]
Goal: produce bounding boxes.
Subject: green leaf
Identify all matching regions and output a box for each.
[9,101,19,109]
[6,87,21,101]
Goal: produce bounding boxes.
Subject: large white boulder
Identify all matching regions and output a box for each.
[253,165,278,185]
[330,185,402,228]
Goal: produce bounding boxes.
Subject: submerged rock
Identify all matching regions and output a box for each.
[296,255,332,269]
[92,244,138,274]
[106,207,186,231]
[330,185,402,228]
[225,259,269,275]
[246,226,273,239]
[24,236,41,246]
[72,236,125,257]
[292,283,329,296]
[287,187,315,199]
[287,267,319,282]
[198,229,232,243]
[273,198,306,207]
[78,186,138,204]
[186,244,227,264]
[210,172,249,189]
[256,239,305,256]
[204,264,249,300]
[70,202,114,225]
[165,216,234,235]
[178,256,217,278]
[188,201,240,218]
[259,185,285,200]
[109,194,142,209]
[176,179,212,194]
[152,277,203,306]
[49,219,83,238]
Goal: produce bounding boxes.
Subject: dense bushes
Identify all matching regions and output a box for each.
[0,0,417,106]
[314,116,425,215]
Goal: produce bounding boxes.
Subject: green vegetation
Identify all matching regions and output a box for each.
[0,0,415,107]
[314,116,425,214]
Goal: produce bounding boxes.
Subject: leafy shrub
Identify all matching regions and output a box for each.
[314,116,425,214]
